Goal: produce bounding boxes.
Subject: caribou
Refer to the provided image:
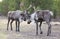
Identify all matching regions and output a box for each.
[7,10,27,32]
[27,10,53,36]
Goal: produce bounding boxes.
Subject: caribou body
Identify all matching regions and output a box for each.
[27,10,53,36]
[7,10,26,32]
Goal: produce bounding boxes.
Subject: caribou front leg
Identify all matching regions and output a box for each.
[39,21,43,34]
[7,18,10,30]
[17,21,20,32]
[10,20,14,31]
[16,20,18,32]
[46,22,51,36]
[35,21,38,35]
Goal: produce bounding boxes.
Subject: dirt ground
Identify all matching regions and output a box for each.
[0,16,60,39]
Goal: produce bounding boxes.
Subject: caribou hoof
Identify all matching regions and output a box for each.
[18,30,20,32]
[7,29,8,31]
[36,32,38,35]
[11,29,13,31]
[17,30,20,32]
[40,32,43,34]
[47,33,50,36]
[36,34,38,36]
[16,30,20,32]
[47,34,49,36]
[16,30,17,32]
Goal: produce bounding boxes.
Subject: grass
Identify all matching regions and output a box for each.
[0,17,60,39]
[0,32,7,39]
[0,19,8,39]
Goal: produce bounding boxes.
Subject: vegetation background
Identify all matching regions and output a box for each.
[0,0,60,18]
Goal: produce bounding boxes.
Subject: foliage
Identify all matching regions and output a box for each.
[0,0,60,17]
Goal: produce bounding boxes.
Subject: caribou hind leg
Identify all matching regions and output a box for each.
[35,21,38,35]
[39,21,43,34]
[10,19,14,31]
[7,18,10,30]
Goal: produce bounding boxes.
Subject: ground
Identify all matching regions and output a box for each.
[0,16,60,39]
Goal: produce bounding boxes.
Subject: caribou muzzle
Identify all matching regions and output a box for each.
[24,18,26,21]
[27,21,31,24]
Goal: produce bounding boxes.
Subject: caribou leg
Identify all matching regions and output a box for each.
[16,20,18,32]
[17,20,20,32]
[39,21,43,34]
[46,22,51,36]
[7,18,10,30]
[35,21,38,35]
[10,20,14,31]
